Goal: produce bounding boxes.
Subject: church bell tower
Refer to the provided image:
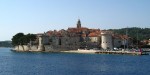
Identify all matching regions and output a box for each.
[77,19,81,28]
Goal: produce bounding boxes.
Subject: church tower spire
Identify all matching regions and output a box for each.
[77,19,81,28]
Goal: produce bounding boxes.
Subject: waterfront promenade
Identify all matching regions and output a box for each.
[61,49,149,55]
[12,48,149,55]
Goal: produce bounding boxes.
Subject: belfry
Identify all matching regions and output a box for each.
[77,19,81,28]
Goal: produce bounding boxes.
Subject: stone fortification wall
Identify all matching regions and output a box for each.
[15,45,30,51]
[44,45,79,51]
[30,45,38,50]
[44,45,64,51]
[14,45,78,52]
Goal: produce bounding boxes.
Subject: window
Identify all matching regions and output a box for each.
[59,39,61,45]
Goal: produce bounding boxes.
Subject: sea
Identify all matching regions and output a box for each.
[0,48,150,75]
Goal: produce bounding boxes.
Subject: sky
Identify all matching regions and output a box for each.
[0,0,150,41]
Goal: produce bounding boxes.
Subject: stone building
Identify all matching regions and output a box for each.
[36,19,133,51]
[43,19,101,50]
[14,19,133,51]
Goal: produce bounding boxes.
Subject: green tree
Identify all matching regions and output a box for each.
[12,33,36,46]
[22,34,36,45]
[12,33,24,46]
[109,27,150,41]
[26,34,36,41]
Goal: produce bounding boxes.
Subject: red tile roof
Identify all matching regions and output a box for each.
[88,32,99,37]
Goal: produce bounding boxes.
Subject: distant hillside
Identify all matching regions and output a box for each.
[0,41,13,47]
[108,27,150,41]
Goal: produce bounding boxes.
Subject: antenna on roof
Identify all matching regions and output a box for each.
[126,26,128,49]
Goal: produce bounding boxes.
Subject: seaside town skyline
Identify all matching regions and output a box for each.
[0,0,150,41]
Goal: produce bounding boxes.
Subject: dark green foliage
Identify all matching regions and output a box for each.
[12,33,24,46]
[12,33,36,46]
[0,41,12,47]
[108,27,150,41]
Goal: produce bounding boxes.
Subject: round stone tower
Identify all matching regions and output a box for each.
[101,31,113,50]
[37,35,45,51]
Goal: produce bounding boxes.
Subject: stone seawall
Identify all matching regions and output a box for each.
[14,45,79,52]
[31,45,38,50]
[15,45,29,51]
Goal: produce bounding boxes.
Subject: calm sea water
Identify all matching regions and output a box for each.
[0,48,150,75]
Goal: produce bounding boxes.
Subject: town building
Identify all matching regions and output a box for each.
[38,19,132,51]
[14,19,133,51]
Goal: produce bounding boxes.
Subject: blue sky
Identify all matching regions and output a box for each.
[0,0,150,41]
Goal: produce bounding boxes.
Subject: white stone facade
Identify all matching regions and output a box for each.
[101,31,113,49]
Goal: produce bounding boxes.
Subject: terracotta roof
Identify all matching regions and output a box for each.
[67,27,89,33]
[44,25,105,38]
[88,32,98,37]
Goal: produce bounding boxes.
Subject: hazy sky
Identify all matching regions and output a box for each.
[0,0,150,41]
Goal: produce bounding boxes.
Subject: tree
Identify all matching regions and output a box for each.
[109,27,150,41]
[12,33,37,46]
[26,34,36,41]
[12,33,24,46]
